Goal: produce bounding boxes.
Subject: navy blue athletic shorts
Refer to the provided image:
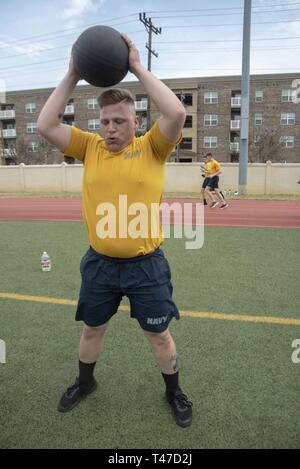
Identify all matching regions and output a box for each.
[76,246,180,333]
[208,175,219,190]
[202,177,211,189]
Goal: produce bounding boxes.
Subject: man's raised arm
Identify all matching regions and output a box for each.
[37,59,80,153]
[122,34,186,143]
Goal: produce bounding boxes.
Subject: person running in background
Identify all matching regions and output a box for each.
[203,153,229,209]
[200,158,213,206]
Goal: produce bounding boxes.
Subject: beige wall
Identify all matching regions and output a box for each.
[0,162,299,195]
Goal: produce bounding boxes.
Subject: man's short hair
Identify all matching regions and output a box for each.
[205,152,213,158]
[97,88,135,109]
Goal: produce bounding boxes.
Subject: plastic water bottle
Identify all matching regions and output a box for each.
[41,251,51,272]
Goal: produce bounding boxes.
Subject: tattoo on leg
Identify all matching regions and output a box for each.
[171,354,178,373]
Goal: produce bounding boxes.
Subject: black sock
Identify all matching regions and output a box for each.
[162,371,179,394]
[79,360,96,391]
[203,199,207,206]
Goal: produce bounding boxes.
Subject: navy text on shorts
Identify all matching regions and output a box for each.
[76,247,180,333]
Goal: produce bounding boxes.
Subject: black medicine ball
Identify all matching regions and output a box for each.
[72,25,129,87]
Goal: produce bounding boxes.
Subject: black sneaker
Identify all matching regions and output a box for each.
[210,201,219,208]
[220,203,229,209]
[166,388,193,428]
[57,377,97,413]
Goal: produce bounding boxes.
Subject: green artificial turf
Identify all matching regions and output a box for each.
[0,221,300,448]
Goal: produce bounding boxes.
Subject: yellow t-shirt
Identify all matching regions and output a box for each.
[205,159,221,177]
[64,122,177,258]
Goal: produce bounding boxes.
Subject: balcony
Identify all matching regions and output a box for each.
[230,120,241,131]
[64,104,74,115]
[231,97,241,108]
[0,109,15,119]
[1,128,16,138]
[0,148,15,157]
[230,142,240,152]
[135,100,148,111]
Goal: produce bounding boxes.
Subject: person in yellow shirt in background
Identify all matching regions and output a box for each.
[202,153,229,209]
[37,34,192,428]
[200,156,214,206]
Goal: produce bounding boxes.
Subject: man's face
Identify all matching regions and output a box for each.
[100,102,139,152]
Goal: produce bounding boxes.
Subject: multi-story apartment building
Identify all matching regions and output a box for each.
[0,72,299,165]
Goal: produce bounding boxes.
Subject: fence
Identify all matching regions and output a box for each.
[0,162,299,195]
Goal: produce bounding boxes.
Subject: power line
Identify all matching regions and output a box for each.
[0,14,139,49]
[146,1,300,13]
[156,36,300,44]
[160,18,300,29]
[1,31,145,60]
[0,3,299,52]
[2,45,300,80]
[150,7,300,18]
[3,15,300,61]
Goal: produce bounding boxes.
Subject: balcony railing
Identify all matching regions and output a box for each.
[1,129,17,138]
[64,104,75,115]
[135,100,148,111]
[230,120,241,131]
[0,109,16,119]
[231,97,241,107]
[230,142,240,152]
[0,148,16,157]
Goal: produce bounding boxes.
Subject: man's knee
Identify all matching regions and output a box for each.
[82,322,109,340]
[144,329,172,347]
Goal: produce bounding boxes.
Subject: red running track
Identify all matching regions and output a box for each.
[0,197,299,229]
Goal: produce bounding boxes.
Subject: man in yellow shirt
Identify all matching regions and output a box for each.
[37,34,192,427]
[203,153,229,209]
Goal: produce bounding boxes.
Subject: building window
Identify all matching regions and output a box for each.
[87,98,97,110]
[25,103,36,113]
[280,136,294,148]
[204,136,218,148]
[204,114,218,126]
[135,95,148,111]
[179,138,192,150]
[281,113,295,125]
[281,89,294,102]
[175,93,193,106]
[26,122,37,133]
[88,118,100,130]
[255,113,263,125]
[137,113,147,133]
[184,115,193,128]
[255,91,264,103]
[63,118,74,126]
[136,94,147,101]
[28,141,39,152]
[204,92,218,104]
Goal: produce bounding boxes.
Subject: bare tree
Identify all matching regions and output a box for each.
[4,137,54,165]
[39,137,55,165]
[9,137,31,164]
[250,127,283,163]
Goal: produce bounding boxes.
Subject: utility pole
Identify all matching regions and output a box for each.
[239,0,252,195]
[176,92,185,162]
[139,13,161,130]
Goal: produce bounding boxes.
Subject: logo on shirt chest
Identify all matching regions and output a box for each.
[124,150,142,160]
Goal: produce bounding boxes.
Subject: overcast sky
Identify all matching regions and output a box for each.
[0,0,299,92]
